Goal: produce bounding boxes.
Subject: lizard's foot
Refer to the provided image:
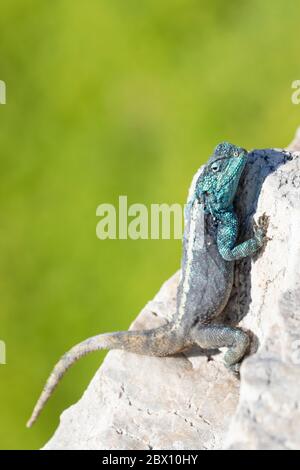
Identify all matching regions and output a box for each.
[190,325,250,377]
[253,212,270,247]
[226,362,241,379]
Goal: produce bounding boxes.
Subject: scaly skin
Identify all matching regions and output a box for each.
[27,142,268,428]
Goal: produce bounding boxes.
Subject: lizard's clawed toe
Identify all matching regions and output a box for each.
[226,362,241,378]
[253,212,270,245]
[257,212,270,229]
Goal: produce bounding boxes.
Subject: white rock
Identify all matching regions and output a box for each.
[44,131,300,450]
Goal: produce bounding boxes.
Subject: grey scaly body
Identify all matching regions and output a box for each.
[27,142,268,428]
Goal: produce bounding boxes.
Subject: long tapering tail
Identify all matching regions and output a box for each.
[26,322,185,428]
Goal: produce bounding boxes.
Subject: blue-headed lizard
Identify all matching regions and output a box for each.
[27,142,268,427]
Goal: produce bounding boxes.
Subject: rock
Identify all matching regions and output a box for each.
[44,131,300,450]
[225,132,300,450]
[43,272,240,450]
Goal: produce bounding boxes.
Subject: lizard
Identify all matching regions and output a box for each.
[27,141,268,428]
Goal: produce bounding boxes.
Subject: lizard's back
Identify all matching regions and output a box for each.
[174,200,234,329]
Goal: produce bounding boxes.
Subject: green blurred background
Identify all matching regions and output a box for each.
[0,0,299,449]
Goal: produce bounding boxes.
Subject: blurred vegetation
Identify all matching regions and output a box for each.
[0,0,299,449]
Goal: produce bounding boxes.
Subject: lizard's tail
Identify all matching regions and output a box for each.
[26,322,184,428]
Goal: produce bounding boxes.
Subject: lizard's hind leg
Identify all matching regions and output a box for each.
[190,325,250,373]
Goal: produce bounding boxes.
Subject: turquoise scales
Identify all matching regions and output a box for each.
[195,142,266,261]
[27,142,269,428]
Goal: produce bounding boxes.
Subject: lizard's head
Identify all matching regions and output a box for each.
[196,142,248,211]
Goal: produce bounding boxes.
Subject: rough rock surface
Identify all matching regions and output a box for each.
[44,131,300,450]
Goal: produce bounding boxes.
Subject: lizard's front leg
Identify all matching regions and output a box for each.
[190,325,250,373]
[217,211,268,261]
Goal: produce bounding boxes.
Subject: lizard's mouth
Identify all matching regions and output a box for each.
[197,191,208,204]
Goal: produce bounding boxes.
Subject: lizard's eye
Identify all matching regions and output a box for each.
[233,151,239,157]
[211,163,219,172]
